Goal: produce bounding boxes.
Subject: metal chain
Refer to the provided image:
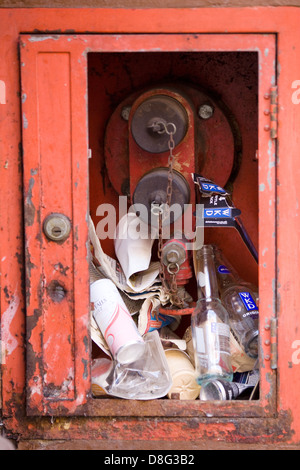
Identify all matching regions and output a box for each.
[166,124,175,207]
[157,123,184,309]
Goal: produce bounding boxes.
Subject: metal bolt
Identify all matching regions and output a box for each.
[47,280,66,303]
[264,125,270,131]
[162,241,187,267]
[265,354,270,361]
[198,104,214,120]
[166,249,180,264]
[121,105,131,121]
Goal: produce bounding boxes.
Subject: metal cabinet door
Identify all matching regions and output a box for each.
[20,33,277,418]
[20,36,90,415]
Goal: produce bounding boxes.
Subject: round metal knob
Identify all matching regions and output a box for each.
[132,168,190,225]
[131,95,188,153]
[162,241,187,267]
[43,213,71,242]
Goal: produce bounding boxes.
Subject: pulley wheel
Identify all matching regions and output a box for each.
[132,168,190,225]
[131,95,188,153]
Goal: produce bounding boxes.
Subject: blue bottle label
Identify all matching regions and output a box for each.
[218,264,231,274]
[200,182,227,194]
[239,292,258,317]
[204,207,232,218]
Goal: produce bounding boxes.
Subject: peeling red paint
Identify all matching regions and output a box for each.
[0,6,300,449]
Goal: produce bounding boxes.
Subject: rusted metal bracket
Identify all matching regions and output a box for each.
[270,317,278,370]
[270,86,278,140]
[264,317,278,370]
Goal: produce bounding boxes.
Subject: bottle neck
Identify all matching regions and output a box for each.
[194,245,219,300]
[216,268,237,292]
[213,246,238,292]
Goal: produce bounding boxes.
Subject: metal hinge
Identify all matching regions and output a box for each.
[270,86,278,139]
[270,317,278,370]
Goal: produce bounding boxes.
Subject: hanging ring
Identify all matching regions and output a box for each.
[147,120,177,136]
[151,202,165,216]
[167,262,180,274]
[165,122,176,135]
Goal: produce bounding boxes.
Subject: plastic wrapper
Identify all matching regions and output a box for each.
[159,326,186,351]
[138,297,181,335]
[91,330,172,400]
[229,331,257,373]
[183,325,257,372]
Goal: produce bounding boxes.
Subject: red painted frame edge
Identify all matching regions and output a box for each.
[0,7,299,445]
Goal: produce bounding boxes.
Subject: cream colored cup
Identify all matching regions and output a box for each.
[164,348,200,400]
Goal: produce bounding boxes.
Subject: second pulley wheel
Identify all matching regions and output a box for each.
[132,167,190,225]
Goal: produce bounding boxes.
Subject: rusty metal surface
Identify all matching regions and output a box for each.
[17,439,300,451]
[104,82,236,204]
[1,0,299,8]
[2,407,294,447]
[19,32,274,417]
[20,37,91,415]
[0,6,300,447]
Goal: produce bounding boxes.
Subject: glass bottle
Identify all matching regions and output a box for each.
[213,246,259,359]
[191,245,233,385]
[213,245,259,305]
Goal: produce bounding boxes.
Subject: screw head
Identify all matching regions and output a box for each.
[121,105,131,121]
[198,104,214,120]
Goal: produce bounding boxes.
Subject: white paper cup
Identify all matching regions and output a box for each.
[91,279,145,364]
[164,348,200,400]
